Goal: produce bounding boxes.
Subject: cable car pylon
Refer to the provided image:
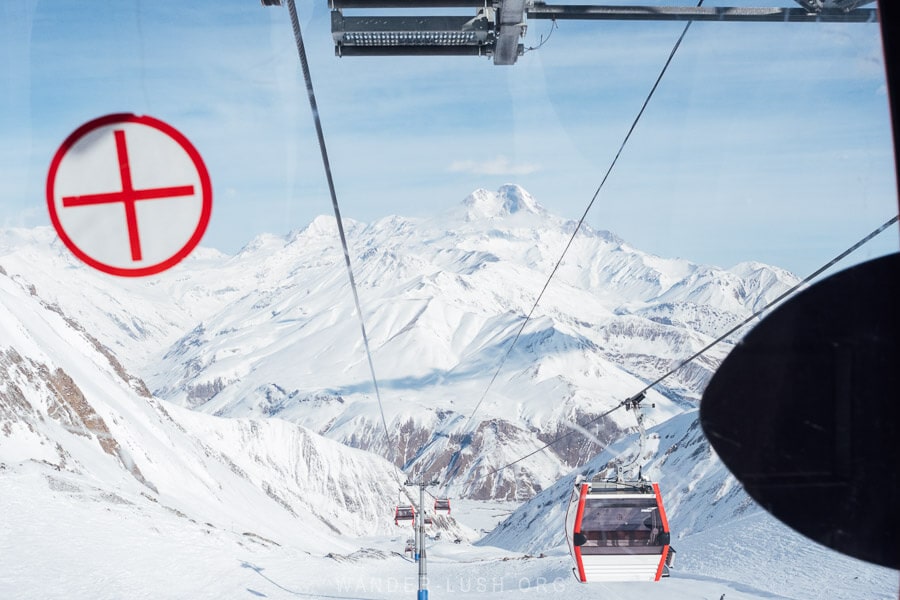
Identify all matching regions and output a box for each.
[404,477,440,600]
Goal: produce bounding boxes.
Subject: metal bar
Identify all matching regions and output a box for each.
[332,0,489,8]
[336,45,490,55]
[527,3,878,23]
[795,0,876,9]
[334,14,491,32]
[332,13,493,48]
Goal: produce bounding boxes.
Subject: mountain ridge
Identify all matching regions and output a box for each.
[0,185,799,500]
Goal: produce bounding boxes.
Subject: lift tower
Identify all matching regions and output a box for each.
[405,478,439,600]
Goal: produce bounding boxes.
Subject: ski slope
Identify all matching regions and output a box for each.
[2,465,896,600]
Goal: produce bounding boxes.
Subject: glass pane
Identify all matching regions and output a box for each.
[1,1,896,598]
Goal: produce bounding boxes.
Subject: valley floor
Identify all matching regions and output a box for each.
[2,466,896,600]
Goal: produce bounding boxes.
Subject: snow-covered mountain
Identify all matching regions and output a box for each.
[0,266,411,550]
[2,185,897,599]
[0,185,800,500]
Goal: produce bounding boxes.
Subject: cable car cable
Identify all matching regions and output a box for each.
[285,0,394,452]
[473,402,626,485]
[461,8,699,433]
[524,19,558,53]
[447,9,701,493]
[454,214,899,487]
[630,213,899,402]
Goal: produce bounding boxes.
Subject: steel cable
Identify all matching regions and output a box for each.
[285,0,394,454]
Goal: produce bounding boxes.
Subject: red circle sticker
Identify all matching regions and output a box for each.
[46,113,213,277]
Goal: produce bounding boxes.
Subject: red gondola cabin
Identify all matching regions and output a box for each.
[565,478,672,582]
[394,505,415,526]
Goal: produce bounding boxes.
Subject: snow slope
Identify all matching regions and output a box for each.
[480,410,899,599]
[3,458,897,600]
[1,186,896,599]
[0,266,411,553]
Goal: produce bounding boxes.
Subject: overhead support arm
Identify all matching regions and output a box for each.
[793,0,875,11]
[527,3,878,23]
[330,0,488,7]
[280,0,880,65]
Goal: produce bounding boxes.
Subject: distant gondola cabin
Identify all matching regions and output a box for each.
[395,505,415,526]
[434,498,451,515]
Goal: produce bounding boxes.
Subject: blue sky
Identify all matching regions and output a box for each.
[2,0,897,277]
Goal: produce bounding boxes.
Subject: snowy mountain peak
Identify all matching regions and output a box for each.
[237,232,287,256]
[301,215,340,238]
[462,184,546,220]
